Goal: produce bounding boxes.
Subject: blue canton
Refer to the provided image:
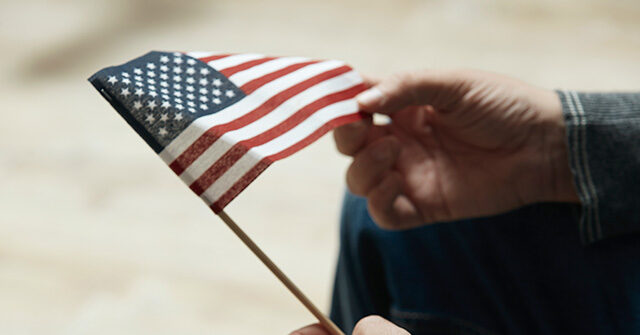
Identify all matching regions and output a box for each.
[90,51,245,152]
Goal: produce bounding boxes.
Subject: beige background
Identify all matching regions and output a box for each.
[1,0,639,334]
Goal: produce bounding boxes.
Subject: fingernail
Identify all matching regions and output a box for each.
[357,87,384,107]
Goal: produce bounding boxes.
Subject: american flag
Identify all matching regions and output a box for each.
[90,51,365,212]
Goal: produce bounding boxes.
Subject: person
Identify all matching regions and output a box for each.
[290,69,640,334]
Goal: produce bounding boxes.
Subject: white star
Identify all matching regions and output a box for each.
[161,88,169,94]
[187,101,195,107]
[159,73,168,80]
[147,100,157,109]
[133,101,143,110]
[173,57,183,64]
[212,89,221,96]
[145,114,155,123]
[160,113,169,122]
[186,86,195,92]
[173,84,182,90]
[161,101,171,108]
[187,93,195,100]
[133,68,142,75]
[162,94,169,100]
[148,85,156,91]
[147,79,156,85]
[186,67,195,75]
[122,72,130,77]
[160,56,170,63]
[188,107,196,113]
[160,65,169,72]
[186,77,195,84]
[200,68,210,75]
[225,90,235,98]
[187,58,196,65]
[120,88,130,97]
[147,63,156,69]
[174,113,183,121]
[199,96,208,102]
[134,75,143,81]
[135,82,144,87]
[199,78,208,85]
[107,76,118,84]
[160,81,168,87]
[212,79,222,87]
[149,91,158,98]
[199,88,208,94]
[173,75,182,82]
[176,104,184,110]
[158,127,168,136]
[173,52,182,56]
[174,98,183,103]
[174,91,182,97]
[200,104,208,110]
[213,98,221,104]
[122,78,131,85]
[147,71,155,77]
[135,88,144,96]
[173,67,182,74]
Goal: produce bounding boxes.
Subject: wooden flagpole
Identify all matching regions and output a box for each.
[217,210,345,335]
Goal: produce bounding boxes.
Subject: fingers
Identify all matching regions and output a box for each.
[332,73,386,157]
[353,315,411,335]
[343,132,425,230]
[290,317,410,335]
[356,70,464,115]
[367,173,423,230]
[289,324,330,335]
[333,118,371,156]
[334,121,390,157]
[346,137,400,196]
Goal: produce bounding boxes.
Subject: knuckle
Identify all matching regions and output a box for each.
[334,137,354,156]
[345,164,365,196]
[333,122,368,156]
[333,133,356,156]
[367,195,398,231]
[367,205,394,230]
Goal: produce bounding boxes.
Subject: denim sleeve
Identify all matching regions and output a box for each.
[556,90,640,244]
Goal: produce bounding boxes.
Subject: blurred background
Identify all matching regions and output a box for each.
[1,0,639,334]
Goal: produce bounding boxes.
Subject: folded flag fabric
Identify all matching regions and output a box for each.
[90,51,365,212]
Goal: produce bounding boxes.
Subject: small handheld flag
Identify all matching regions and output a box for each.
[90,51,365,335]
[90,51,365,212]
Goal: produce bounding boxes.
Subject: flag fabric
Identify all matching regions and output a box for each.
[90,51,366,212]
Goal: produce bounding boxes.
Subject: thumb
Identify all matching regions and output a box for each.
[356,70,462,115]
[353,315,411,335]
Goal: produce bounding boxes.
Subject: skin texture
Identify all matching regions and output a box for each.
[291,316,410,335]
[334,69,579,230]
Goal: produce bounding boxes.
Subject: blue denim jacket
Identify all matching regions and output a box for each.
[329,92,640,334]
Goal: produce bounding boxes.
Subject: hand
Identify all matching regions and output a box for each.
[290,315,410,335]
[335,69,579,229]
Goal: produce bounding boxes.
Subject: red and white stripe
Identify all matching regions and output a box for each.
[160,52,365,212]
